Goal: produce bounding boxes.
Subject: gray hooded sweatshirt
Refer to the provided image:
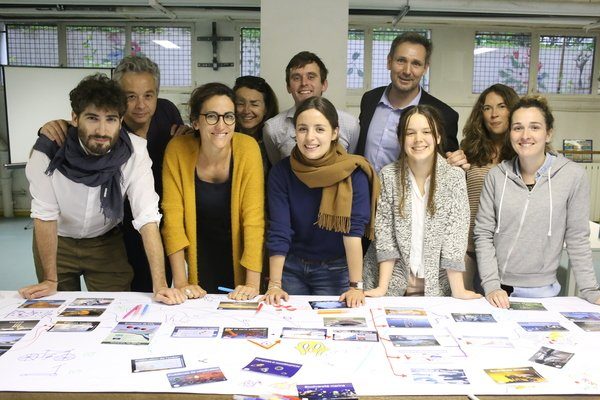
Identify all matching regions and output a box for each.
[474,153,600,304]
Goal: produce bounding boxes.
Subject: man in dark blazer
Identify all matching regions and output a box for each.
[357,32,467,172]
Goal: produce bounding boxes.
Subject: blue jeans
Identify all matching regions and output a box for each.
[511,281,561,298]
[282,253,349,296]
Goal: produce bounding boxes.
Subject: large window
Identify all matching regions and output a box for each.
[6,24,59,66]
[538,35,595,94]
[240,27,260,76]
[347,29,365,89]
[473,32,531,94]
[66,26,126,68]
[132,26,192,87]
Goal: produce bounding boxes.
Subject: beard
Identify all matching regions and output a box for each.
[80,132,119,155]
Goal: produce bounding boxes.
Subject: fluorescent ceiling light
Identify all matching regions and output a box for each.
[474,47,497,55]
[153,40,180,49]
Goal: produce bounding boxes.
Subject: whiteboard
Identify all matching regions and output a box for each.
[3,66,113,165]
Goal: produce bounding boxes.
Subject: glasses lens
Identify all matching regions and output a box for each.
[224,113,236,125]
[205,113,218,125]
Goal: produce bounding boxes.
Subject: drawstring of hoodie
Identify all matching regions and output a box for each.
[547,166,552,236]
[495,170,509,234]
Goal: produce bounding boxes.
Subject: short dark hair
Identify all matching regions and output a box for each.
[234,76,279,122]
[113,55,161,92]
[69,73,127,117]
[388,32,432,64]
[285,51,328,86]
[293,96,339,131]
[188,82,235,123]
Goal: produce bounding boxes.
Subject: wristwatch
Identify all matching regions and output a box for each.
[349,281,364,290]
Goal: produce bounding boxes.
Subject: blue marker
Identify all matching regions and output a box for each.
[217,286,234,293]
[141,304,149,316]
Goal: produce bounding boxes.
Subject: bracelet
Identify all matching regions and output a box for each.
[267,284,281,291]
[45,278,58,283]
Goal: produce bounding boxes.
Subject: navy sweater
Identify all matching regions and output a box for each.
[267,157,370,261]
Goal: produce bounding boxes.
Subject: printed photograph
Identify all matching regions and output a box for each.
[19,299,64,309]
[411,368,470,384]
[59,307,106,317]
[573,321,600,332]
[221,327,268,339]
[529,346,574,369]
[69,298,114,307]
[485,366,545,384]
[332,329,379,342]
[297,382,357,399]
[0,320,40,331]
[49,321,99,332]
[389,334,440,347]
[217,302,259,311]
[451,313,496,323]
[243,357,302,377]
[308,301,348,310]
[509,301,547,311]
[102,322,161,345]
[323,317,366,328]
[167,367,227,388]
[560,311,600,321]
[518,321,567,332]
[0,333,26,347]
[132,354,185,373]
[281,327,327,340]
[386,317,431,328]
[171,326,219,338]
[384,307,427,316]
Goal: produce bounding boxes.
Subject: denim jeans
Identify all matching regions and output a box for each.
[282,253,349,296]
[511,281,561,298]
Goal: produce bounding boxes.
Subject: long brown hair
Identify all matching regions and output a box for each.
[461,84,519,166]
[396,105,445,217]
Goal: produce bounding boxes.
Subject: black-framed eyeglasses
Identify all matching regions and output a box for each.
[200,112,236,126]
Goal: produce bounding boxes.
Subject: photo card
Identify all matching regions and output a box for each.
[0,320,40,331]
[102,322,161,345]
[529,346,574,369]
[484,366,545,384]
[308,301,348,310]
[386,317,431,328]
[297,382,357,399]
[451,313,496,323]
[323,317,366,328]
[389,334,440,347]
[243,357,302,377]
[574,321,600,332]
[59,307,106,317]
[217,302,259,311]
[132,354,185,373]
[518,321,567,332]
[332,329,379,342]
[171,326,219,338]
[49,321,99,332]
[222,327,268,339]
[411,368,470,384]
[167,367,227,388]
[560,311,600,321]
[19,299,64,309]
[281,327,327,340]
[509,301,546,311]
[69,298,114,307]
[384,307,427,316]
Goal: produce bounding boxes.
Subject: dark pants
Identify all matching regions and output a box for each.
[282,253,349,296]
[33,227,133,292]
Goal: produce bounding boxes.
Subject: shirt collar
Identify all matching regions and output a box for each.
[379,84,423,110]
[514,152,555,181]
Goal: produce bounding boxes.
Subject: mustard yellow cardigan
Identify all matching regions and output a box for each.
[161,133,264,286]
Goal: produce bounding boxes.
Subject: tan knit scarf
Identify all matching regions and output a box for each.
[290,143,380,239]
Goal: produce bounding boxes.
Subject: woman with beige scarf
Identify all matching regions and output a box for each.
[263,97,379,307]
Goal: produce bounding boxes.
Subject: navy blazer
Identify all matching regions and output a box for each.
[356,86,459,155]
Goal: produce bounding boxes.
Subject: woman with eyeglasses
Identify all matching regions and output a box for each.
[233,76,279,171]
[161,82,264,301]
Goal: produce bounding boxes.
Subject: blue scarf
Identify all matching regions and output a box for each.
[32,126,133,222]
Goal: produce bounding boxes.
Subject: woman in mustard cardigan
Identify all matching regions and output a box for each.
[161,82,264,301]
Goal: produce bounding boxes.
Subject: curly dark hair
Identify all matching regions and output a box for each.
[69,73,127,117]
[188,82,235,124]
[461,84,519,167]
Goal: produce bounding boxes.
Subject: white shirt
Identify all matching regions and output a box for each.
[263,106,360,166]
[26,133,162,239]
[408,170,429,278]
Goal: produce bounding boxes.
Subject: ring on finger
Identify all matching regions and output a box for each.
[184,288,192,298]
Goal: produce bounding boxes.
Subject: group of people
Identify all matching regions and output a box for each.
[18,32,600,309]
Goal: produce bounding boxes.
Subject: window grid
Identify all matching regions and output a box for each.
[347,29,365,89]
[131,26,192,87]
[473,32,531,95]
[371,28,430,91]
[240,27,261,77]
[538,35,595,94]
[66,26,126,68]
[7,24,59,66]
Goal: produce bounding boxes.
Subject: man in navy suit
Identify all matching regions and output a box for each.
[356,32,467,172]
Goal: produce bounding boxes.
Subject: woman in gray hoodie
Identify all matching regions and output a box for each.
[474,95,600,308]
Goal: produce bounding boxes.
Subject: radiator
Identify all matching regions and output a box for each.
[583,163,600,222]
